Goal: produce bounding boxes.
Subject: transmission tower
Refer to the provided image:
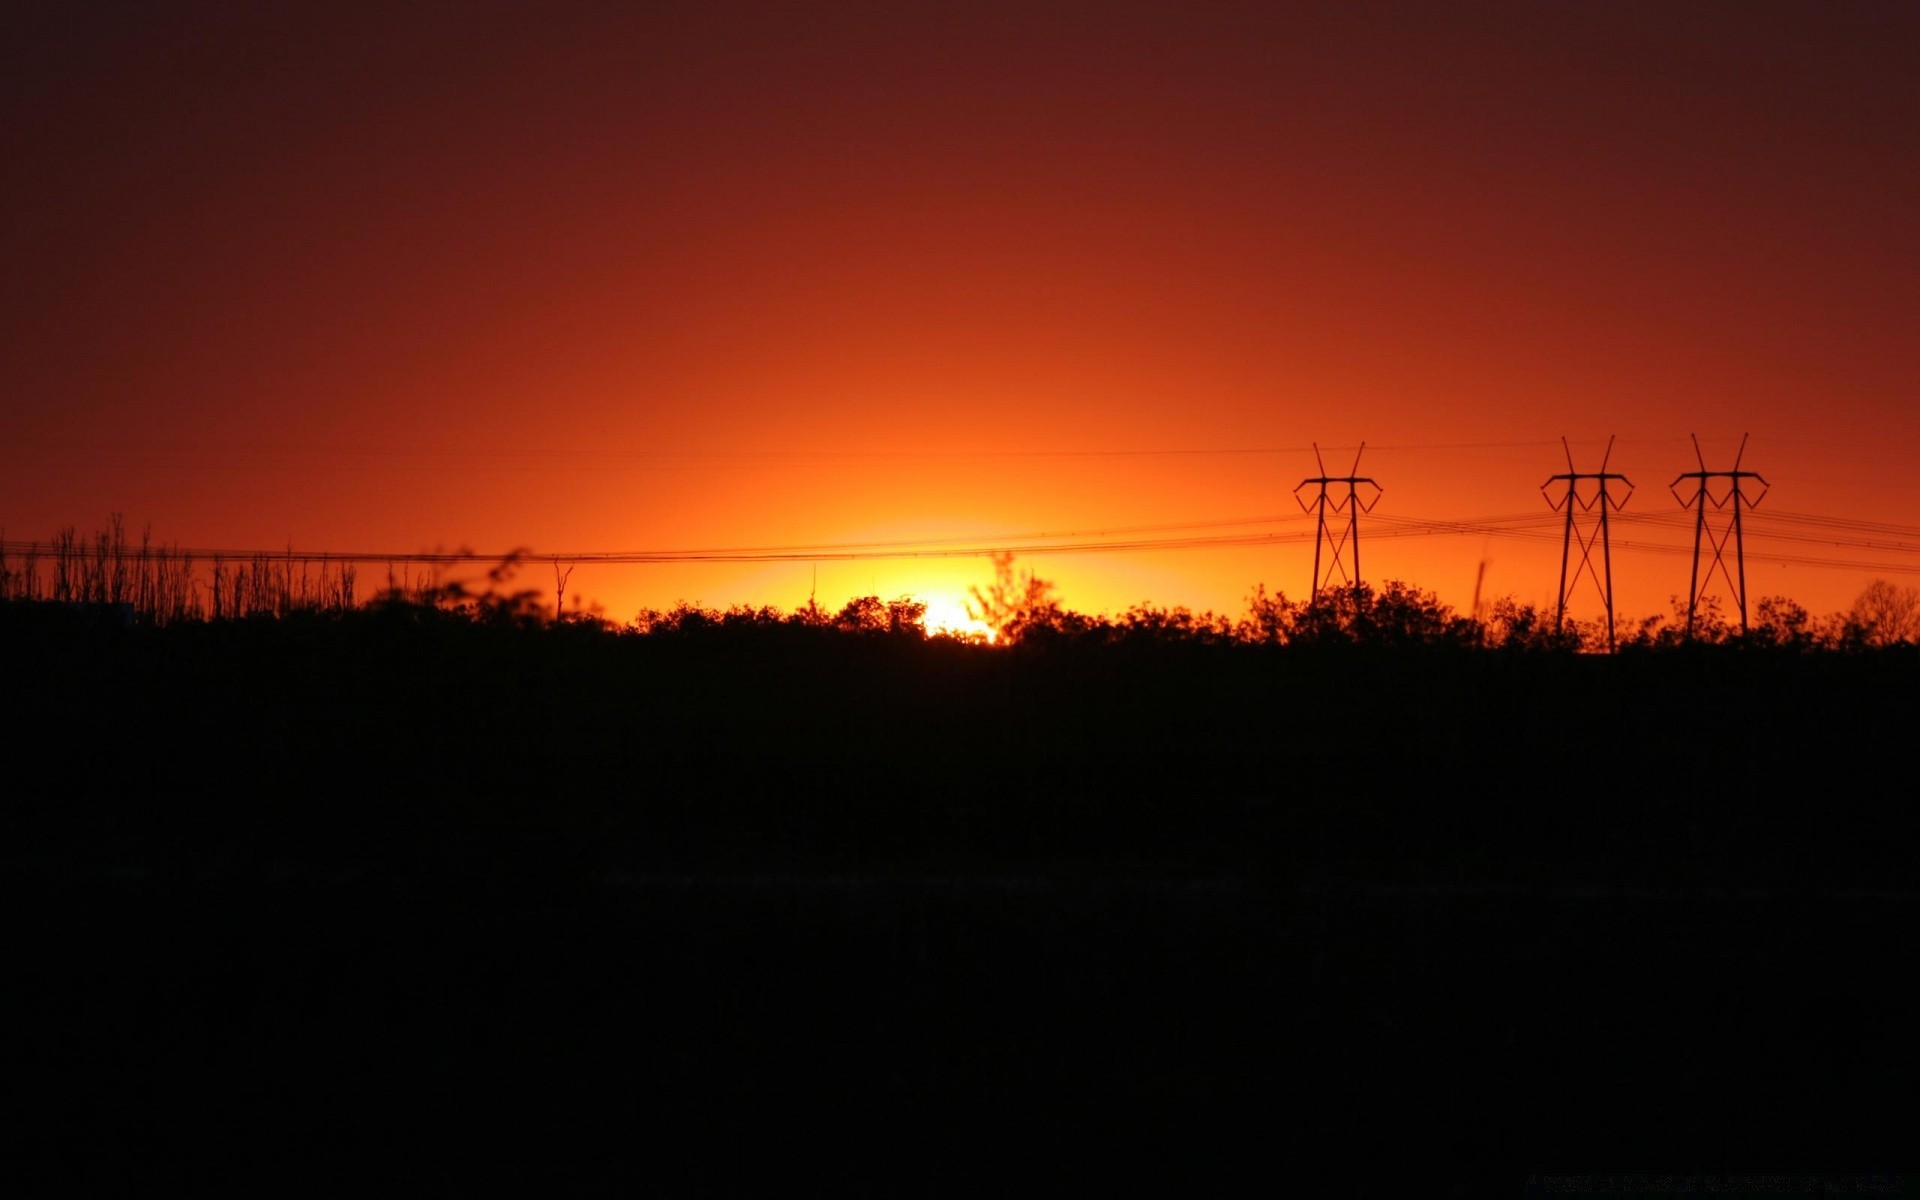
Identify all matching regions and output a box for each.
[1294,442,1381,600]
[1543,436,1633,650]
[1671,432,1768,638]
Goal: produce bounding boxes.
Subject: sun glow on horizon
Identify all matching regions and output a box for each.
[921,594,996,642]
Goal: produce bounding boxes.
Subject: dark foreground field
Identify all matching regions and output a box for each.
[7,613,1916,1192]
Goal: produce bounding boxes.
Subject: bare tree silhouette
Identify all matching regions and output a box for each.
[965,553,1064,642]
[1849,579,1920,645]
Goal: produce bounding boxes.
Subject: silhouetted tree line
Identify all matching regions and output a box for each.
[630,556,1915,655]
[13,530,1917,885]
[6,520,1919,650]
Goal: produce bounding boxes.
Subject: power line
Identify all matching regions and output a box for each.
[8,504,1920,575]
[7,437,1584,464]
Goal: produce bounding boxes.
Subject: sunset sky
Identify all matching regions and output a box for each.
[6,1,1917,629]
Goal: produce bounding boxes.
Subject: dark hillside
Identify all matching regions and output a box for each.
[6,614,1915,1190]
[11,613,1913,879]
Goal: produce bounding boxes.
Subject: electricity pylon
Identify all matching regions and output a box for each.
[1294,442,1381,601]
[1670,432,1768,638]
[1543,436,1633,650]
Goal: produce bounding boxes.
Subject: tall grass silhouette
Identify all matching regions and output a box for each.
[1,516,360,623]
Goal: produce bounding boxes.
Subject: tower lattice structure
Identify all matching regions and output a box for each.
[1295,442,1381,601]
[1671,432,1768,638]
[1543,436,1633,650]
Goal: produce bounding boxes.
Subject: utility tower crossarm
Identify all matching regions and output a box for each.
[1670,433,1769,637]
[1542,435,1633,650]
[1293,441,1382,601]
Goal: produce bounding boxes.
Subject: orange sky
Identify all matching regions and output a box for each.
[6,2,1917,628]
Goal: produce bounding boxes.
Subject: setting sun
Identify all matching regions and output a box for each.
[921,594,995,642]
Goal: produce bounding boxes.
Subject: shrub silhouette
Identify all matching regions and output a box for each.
[831,594,927,635]
[1285,581,1479,649]
[1479,597,1581,652]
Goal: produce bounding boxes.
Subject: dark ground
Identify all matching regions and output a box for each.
[5,614,1916,1192]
